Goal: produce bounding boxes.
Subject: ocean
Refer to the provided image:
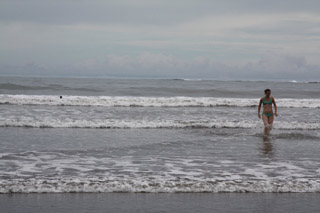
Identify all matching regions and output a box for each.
[0,77,319,194]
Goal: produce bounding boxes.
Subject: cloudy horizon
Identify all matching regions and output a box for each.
[1,0,320,80]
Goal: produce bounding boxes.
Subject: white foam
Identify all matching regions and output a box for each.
[0,118,319,130]
[1,177,320,193]
[1,94,319,108]
[1,152,319,193]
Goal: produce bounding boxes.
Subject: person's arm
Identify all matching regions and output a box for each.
[272,97,278,116]
[258,98,262,118]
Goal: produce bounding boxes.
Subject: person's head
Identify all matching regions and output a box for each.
[264,89,271,97]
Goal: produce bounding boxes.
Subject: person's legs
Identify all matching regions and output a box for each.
[262,114,269,135]
[268,115,274,132]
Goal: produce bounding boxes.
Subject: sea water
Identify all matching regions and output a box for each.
[0,77,319,193]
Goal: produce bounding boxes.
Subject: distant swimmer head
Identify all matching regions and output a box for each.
[264,89,271,97]
[60,96,62,99]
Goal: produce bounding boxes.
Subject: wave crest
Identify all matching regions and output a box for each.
[1,95,319,108]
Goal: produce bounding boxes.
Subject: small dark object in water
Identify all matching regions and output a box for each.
[60,96,62,99]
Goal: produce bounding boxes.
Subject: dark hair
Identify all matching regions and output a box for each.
[264,89,271,94]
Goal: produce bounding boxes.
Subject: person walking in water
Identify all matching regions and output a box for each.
[258,89,278,135]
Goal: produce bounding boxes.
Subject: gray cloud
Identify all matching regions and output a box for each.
[1,0,320,25]
[0,0,320,80]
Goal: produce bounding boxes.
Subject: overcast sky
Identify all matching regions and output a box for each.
[1,0,320,80]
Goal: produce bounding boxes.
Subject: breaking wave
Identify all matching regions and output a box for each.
[0,95,319,108]
[0,119,319,130]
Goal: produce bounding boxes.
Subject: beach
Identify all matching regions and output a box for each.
[1,193,320,213]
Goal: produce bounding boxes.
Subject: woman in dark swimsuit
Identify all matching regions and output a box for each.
[258,89,278,135]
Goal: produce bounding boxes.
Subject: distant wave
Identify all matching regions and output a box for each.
[1,95,319,108]
[1,177,320,193]
[0,84,102,92]
[0,83,51,90]
[172,78,204,81]
[1,119,319,130]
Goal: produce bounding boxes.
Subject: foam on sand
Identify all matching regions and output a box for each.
[1,177,320,193]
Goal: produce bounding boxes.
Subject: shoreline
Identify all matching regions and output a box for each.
[1,193,320,213]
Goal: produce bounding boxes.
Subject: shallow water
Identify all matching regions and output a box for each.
[0,77,319,193]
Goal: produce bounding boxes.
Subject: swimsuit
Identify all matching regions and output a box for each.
[262,97,272,105]
[263,112,273,118]
[262,97,273,117]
